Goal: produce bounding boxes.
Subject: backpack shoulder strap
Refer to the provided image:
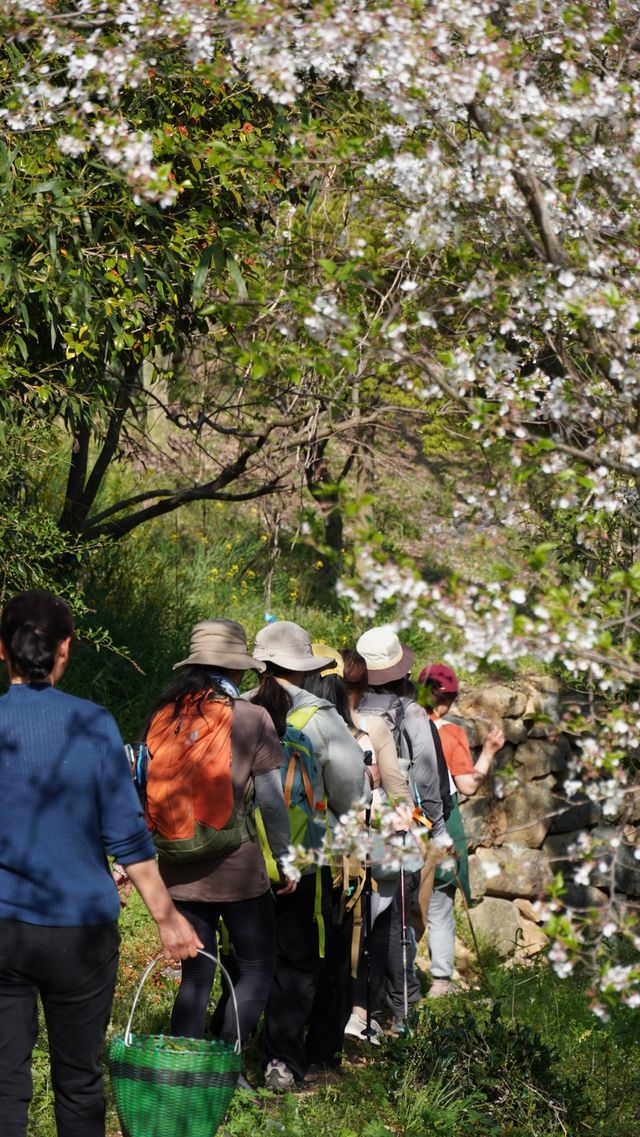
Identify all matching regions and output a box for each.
[287,705,319,733]
[429,717,453,821]
[381,696,411,767]
[283,752,315,810]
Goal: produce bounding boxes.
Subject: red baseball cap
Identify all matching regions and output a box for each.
[417,663,459,694]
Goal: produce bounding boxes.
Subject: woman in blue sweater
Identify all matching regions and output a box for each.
[0,590,201,1137]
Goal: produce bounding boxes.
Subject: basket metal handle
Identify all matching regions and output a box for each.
[124,950,242,1055]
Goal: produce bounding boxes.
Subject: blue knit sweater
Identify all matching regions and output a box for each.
[0,683,155,926]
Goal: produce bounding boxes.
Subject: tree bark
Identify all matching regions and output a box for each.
[59,368,139,535]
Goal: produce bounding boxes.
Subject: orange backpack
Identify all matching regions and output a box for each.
[145,691,254,863]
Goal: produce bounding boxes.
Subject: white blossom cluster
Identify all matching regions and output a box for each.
[1,0,223,201]
[303,292,352,346]
[280,798,428,884]
[232,4,640,528]
[336,549,432,630]
[548,941,574,980]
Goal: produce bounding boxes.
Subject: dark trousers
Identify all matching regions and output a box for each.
[172,892,276,1045]
[0,919,120,1137]
[352,901,393,1012]
[305,883,393,1063]
[385,870,422,1015]
[305,884,351,1069]
[262,868,334,1081]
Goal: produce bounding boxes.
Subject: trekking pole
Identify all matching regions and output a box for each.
[452,860,495,996]
[399,830,410,1028]
[362,751,375,1041]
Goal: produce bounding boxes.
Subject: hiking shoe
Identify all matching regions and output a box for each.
[389,1015,407,1035]
[427,978,458,997]
[303,1064,344,1088]
[264,1059,295,1091]
[343,1012,383,1044]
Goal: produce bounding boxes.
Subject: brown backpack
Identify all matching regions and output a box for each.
[145,691,254,863]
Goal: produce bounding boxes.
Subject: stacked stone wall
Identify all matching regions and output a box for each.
[445,676,640,964]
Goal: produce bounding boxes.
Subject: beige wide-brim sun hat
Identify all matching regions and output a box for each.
[173,619,266,672]
[253,621,334,672]
[356,625,415,685]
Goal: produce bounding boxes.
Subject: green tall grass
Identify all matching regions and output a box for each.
[30,891,640,1137]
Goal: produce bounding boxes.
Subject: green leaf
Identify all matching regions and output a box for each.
[226,252,248,299]
[192,244,215,305]
[529,542,557,570]
[14,334,28,362]
[29,180,61,195]
[305,175,320,216]
[212,241,224,273]
[133,252,147,296]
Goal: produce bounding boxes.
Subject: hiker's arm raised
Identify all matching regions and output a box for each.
[453,725,505,797]
[365,716,412,804]
[122,860,203,959]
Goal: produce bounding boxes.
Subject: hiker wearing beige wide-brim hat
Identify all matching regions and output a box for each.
[355,625,415,686]
[253,621,334,673]
[356,623,454,1034]
[173,619,266,673]
[250,625,363,817]
[248,619,368,1089]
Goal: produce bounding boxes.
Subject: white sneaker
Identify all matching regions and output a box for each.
[343,1012,383,1045]
[264,1059,295,1091]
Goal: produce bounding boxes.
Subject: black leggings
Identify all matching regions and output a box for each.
[171,893,276,1045]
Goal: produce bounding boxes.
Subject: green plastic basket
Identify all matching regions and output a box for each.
[108,951,242,1137]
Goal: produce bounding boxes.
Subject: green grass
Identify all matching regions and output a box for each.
[27,893,640,1137]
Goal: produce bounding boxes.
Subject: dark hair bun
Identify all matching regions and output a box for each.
[0,590,74,682]
[10,623,56,681]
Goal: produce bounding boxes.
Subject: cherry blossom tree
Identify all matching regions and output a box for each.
[3,0,640,1006]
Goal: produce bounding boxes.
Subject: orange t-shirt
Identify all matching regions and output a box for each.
[430,718,475,777]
